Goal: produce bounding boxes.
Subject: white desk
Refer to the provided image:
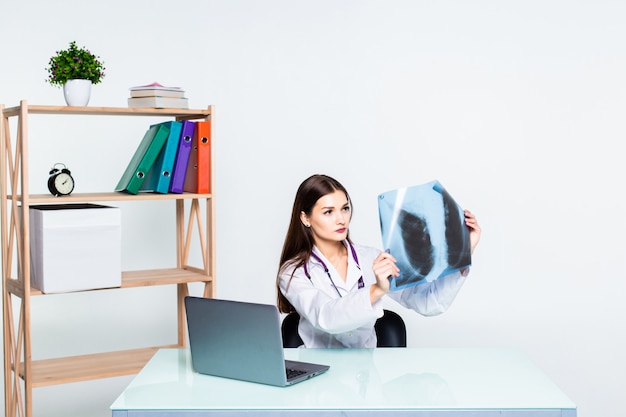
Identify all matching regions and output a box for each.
[111,348,576,416]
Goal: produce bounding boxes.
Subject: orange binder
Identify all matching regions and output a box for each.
[183,120,211,193]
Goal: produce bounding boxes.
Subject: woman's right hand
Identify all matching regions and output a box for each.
[369,251,399,303]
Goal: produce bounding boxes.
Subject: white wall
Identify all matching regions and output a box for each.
[2,1,625,416]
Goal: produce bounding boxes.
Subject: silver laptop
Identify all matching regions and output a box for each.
[184,296,330,387]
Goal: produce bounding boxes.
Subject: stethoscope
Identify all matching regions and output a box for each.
[303,241,365,297]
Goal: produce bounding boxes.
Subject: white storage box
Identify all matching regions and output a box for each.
[29,203,122,293]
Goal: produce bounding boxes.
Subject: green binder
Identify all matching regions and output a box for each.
[115,122,171,194]
[140,121,183,194]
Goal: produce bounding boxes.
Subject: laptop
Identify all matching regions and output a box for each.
[184,296,330,387]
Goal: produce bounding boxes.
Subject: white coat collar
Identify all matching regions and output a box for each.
[310,241,362,291]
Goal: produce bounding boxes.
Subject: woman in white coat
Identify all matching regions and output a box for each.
[276,174,481,348]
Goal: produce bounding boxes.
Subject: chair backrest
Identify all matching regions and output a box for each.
[281,310,305,348]
[374,309,407,347]
[281,309,407,348]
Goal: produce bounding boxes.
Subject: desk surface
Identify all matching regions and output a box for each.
[111,348,576,416]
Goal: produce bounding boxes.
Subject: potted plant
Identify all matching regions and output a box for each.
[45,41,106,106]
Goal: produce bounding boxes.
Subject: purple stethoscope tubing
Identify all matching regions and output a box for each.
[303,242,364,297]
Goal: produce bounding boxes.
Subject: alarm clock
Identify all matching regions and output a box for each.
[47,163,75,196]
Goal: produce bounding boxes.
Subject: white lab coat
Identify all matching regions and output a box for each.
[278,241,469,348]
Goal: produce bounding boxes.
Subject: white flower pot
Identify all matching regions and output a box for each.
[63,79,92,106]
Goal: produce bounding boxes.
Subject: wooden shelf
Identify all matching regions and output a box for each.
[11,192,212,204]
[6,268,212,297]
[1,104,210,119]
[121,268,212,288]
[20,346,181,387]
[1,101,216,417]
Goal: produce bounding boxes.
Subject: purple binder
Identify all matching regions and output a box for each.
[169,120,196,193]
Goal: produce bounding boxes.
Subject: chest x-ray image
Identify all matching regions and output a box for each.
[378,180,472,291]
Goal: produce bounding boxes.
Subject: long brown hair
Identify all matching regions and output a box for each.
[276,174,352,313]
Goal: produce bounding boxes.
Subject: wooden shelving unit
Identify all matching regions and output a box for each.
[1,102,215,417]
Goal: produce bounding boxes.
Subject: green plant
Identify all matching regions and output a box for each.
[45,41,106,87]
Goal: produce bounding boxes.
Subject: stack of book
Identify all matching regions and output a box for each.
[115,120,211,195]
[127,82,189,109]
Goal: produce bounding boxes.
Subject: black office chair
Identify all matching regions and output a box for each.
[281,311,306,348]
[374,309,407,347]
[281,309,407,348]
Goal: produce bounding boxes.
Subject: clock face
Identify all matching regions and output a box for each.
[54,172,74,195]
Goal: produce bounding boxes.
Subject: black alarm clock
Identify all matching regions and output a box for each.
[47,163,75,196]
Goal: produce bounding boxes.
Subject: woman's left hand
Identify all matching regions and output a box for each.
[464,209,481,254]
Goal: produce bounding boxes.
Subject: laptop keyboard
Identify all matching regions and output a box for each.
[286,367,307,380]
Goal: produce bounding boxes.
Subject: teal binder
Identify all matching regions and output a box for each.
[115,123,171,194]
[141,121,183,193]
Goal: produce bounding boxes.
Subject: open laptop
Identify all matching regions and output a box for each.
[184,296,330,387]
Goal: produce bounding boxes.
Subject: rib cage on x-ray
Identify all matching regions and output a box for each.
[378,180,472,291]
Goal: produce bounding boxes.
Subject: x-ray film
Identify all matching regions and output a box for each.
[378,180,471,291]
